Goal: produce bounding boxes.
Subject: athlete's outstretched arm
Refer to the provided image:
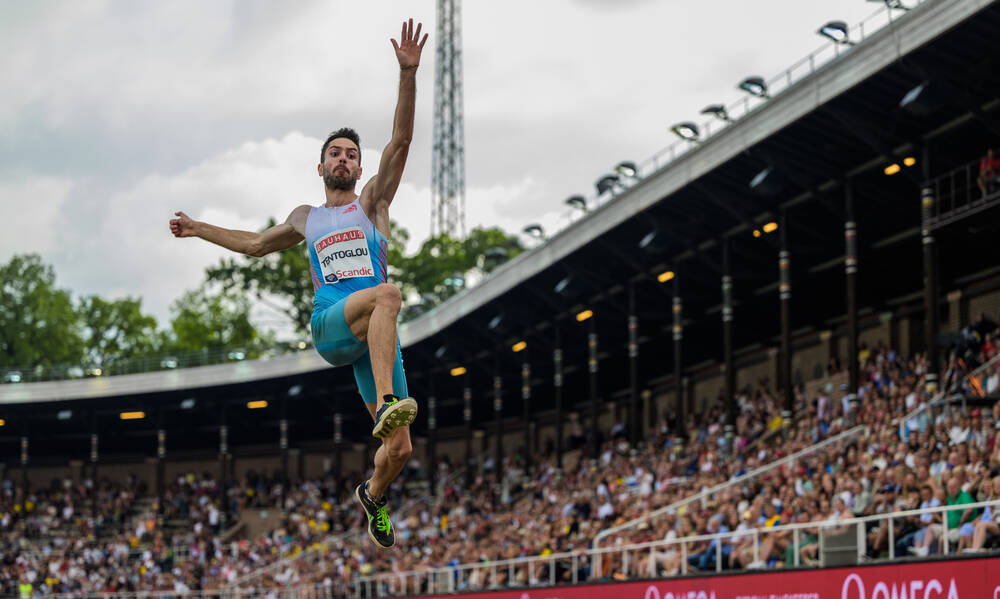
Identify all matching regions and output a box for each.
[363,18,427,217]
[169,206,309,257]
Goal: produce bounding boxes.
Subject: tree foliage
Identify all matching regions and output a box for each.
[0,254,84,369]
[206,219,314,335]
[77,295,159,368]
[392,226,523,310]
[166,286,266,355]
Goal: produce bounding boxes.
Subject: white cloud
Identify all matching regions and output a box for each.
[1,0,894,329]
[0,176,76,255]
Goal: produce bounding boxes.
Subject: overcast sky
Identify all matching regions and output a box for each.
[0,0,889,335]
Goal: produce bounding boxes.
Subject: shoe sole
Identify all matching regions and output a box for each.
[372,398,418,439]
[355,484,393,549]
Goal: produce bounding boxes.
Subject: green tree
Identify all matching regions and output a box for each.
[206,219,313,335]
[166,286,266,355]
[0,254,84,370]
[77,295,159,370]
[393,226,523,313]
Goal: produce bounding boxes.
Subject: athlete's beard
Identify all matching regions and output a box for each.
[324,166,357,191]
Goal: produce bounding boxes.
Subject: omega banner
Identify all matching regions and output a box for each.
[404,558,998,599]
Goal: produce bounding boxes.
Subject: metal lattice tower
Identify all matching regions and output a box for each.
[431,0,466,238]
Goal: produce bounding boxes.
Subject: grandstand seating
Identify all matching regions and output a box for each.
[3,340,998,597]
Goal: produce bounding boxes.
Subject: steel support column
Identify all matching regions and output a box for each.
[722,241,736,446]
[463,377,472,485]
[218,402,229,531]
[673,277,684,444]
[493,366,503,483]
[20,434,28,492]
[779,214,793,420]
[628,283,640,445]
[90,411,98,521]
[333,410,343,479]
[156,423,165,524]
[554,326,564,471]
[921,182,939,395]
[588,319,600,458]
[845,182,860,421]
[521,357,531,472]
[427,391,437,495]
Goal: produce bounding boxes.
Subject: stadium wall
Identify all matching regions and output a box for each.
[393,557,997,599]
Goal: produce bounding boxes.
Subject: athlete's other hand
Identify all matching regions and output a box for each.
[169,211,197,238]
[391,18,427,70]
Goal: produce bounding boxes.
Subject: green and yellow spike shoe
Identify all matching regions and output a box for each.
[371,396,417,439]
[356,481,394,548]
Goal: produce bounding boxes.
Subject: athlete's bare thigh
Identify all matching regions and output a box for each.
[342,287,379,341]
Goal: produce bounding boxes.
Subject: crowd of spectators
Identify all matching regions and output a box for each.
[2,322,1000,596]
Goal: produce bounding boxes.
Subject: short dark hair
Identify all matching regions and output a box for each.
[320,127,361,164]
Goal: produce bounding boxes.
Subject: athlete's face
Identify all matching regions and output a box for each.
[319,139,362,191]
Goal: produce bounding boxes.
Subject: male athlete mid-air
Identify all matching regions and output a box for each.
[169,19,427,549]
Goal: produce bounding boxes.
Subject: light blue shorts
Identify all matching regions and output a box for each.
[310,295,409,404]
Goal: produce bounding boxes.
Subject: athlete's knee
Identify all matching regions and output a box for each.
[374,283,402,314]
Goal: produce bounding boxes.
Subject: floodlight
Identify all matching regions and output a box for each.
[903,157,916,167]
[0,419,5,427]
[638,230,667,254]
[657,270,675,283]
[700,104,731,122]
[511,341,527,353]
[867,0,909,10]
[247,400,268,409]
[749,167,783,196]
[523,223,545,239]
[763,222,778,234]
[484,247,508,262]
[884,163,901,176]
[738,76,769,98]
[595,174,620,196]
[565,195,588,213]
[180,398,196,410]
[287,384,303,397]
[817,21,853,45]
[670,122,700,142]
[615,161,638,178]
[554,275,576,296]
[450,366,467,377]
[576,309,594,323]
[120,411,145,420]
[753,229,762,238]
[899,82,936,118]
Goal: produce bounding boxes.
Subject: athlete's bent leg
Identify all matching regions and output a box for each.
[343,283,402,412]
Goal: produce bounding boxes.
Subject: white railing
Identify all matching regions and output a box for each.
[592,424,868,551]
[897,351,1000,440]
[354,499,1000,598]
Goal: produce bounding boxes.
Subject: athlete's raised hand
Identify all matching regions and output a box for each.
[169,211,197,238]
[391,18,427,70]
